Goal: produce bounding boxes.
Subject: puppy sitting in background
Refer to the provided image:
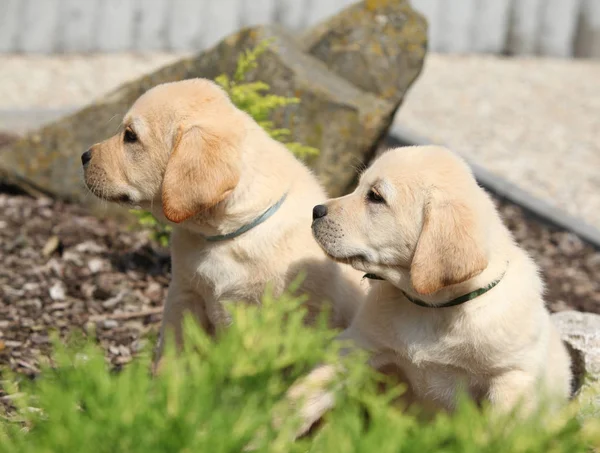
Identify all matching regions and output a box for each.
[81,78,365,359]
[300,145,571,423]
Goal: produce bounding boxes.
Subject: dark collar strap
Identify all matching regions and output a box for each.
[203,192,288,242]
[363,273,384,281]
[363,269,506,309]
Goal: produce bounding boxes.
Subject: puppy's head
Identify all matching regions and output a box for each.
[82,79,245,223]
[312,146,489,296]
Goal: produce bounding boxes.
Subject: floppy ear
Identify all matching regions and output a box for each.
[162,126,240,223]
[410,198,488,295]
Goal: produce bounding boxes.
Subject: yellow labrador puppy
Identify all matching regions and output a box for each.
[301,145,571,421]
[81,78,365,357]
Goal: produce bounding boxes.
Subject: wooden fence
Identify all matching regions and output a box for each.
[1,0,599,57]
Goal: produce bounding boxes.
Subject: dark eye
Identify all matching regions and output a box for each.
[124,128,138,143]
[367,188,385,204]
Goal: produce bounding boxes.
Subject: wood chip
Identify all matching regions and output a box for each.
[42,235,60,257]
[88,307,163,322]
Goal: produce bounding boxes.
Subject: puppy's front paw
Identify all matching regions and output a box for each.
[276,364,340,439]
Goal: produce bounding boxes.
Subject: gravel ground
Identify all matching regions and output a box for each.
[395,53,600,230]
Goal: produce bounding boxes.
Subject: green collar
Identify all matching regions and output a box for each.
[363,270,506,308]
[203,193,288,242]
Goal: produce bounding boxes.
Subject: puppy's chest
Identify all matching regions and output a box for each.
[385,316,497,371]
[179,245,280,301]
[379,322,495,405]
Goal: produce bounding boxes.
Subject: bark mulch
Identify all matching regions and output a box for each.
[1,183,599,415]
[1,191,599,375]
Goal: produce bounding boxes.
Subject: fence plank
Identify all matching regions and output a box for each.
[278,0,309,30]
[437,0,478,52]
[471,0,512,53]
[0,0,21,53]
[538,0,581,57]
[241,0,276,27]
[19,0,61,53]
[575,0,600,57]
[167,0,206,51]
[59,0,98,53]
[202,0,240,49]
[95,0,136,52]
[411,0,442,51]
[135,0,169,51]
[506,0,543,55]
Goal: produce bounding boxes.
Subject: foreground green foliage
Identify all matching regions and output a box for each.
[1,289,598,453]
[130,40,318,243]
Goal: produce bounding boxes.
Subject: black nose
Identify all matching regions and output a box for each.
[81,150,92,167]
[313,204,328,220]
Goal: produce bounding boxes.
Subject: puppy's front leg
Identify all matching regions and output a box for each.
[154,282,211,368]
[281,327,378,437]
[486,370,537,416]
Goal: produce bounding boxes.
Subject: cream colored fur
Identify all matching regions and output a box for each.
[82,78,366,360]
[296,146,571,427]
